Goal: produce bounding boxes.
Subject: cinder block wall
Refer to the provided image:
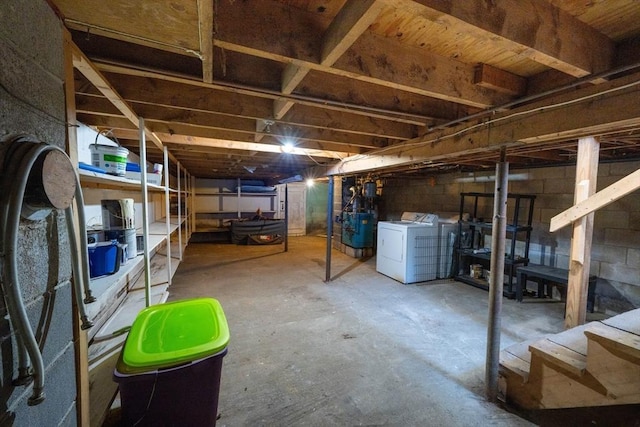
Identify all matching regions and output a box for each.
[0,1,77,425]
[380,160,640,314]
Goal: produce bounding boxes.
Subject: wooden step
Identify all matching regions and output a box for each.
[584,321,640,404]
[500,338,535,381]
[585,322,640,362]
[601,308,640,335]
[529,338,587,377]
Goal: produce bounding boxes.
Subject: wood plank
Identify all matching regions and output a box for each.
[70,42,175,161]
[547,324,589,355]
[529,338,587,377]
[585,322,640,362]
[88,348,120,427]
[77,88,418,140]
[565,137,598,328]
[77,106,391,150]
[499,350,530,381]
[278,1,384,121]
[325,70,640,175]
[55,0,200,54]
[474,63,526,96]
[155,134,351,159]
[584,323,640,404]
[64,28,90,427]
[95,62,435,126]
[387,0,614,77]
[320,0,385,66]
[214,0,511,108]
[602,308,640,335]
[197,0,214,83]
[550,169,640,232]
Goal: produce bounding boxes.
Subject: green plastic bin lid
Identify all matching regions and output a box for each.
[119,297,230,373]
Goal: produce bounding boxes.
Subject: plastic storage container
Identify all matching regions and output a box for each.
[88,241,120,278]
[89,144,129,176]
[114,298,230,426]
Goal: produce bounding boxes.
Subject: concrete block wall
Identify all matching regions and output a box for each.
[381,160,640,314]
[0,0,77,425]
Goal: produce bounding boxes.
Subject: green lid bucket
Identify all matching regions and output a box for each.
[119,298,230,374]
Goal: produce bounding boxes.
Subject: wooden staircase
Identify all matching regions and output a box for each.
[499,308,640,410]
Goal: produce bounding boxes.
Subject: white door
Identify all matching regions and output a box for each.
[276,183,306,235]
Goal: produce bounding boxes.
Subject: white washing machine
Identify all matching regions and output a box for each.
[376,213,440,284]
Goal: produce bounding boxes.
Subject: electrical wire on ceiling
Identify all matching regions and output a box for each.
[338,75,640,168]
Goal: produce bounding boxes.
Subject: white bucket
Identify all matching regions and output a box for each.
[90,144,129,176]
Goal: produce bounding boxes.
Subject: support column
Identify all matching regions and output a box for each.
[325,176,335,282]
[486,150,508,402]
[565,137,599,328]
[139,118,152,307]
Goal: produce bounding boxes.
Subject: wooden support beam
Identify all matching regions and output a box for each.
[275,1,384,123]
[550,168,640,232]
[565,137,599,329]
[391,0,614,78]
[95,62,433,126]
[326,71,640,175]
[197,0,214,83]
[63,28,90,427]
[474,63,526,96]
[69,42,178,162]
[321,0,385,66]
[147,134,352,159]
[215,0,511,108]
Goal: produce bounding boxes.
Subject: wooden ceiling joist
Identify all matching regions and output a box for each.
[393,0,615,78]
[214,0,512,108]
[197,0,214,83]
[70,41,179,162]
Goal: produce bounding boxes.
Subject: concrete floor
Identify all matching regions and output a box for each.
[163,235,571,426]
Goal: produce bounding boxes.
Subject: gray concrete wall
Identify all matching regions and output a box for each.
[381,160,640,314]
[0,1,77,425]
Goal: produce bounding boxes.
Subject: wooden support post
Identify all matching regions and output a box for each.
[64,28,90,427]
[325,176,335,282]
[486,149,508,402]
[565,137,599,328]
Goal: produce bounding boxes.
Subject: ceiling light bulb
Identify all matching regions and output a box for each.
[282,142,294,153]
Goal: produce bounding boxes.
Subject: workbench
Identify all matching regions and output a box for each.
[516,264,597,312]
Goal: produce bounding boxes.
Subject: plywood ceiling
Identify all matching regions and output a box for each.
[50,0,640,181]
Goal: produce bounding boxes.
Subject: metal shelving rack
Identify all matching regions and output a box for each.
[454,192,535,298]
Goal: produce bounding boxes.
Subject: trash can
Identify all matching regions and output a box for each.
[113,297,230,426]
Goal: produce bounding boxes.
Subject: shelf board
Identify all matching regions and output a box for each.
[196,192,276,196]
[459,221,532,232]
[455,275,516,298]
[459,250,528,264]
[148,218,182,235]
[79,169,166,192]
